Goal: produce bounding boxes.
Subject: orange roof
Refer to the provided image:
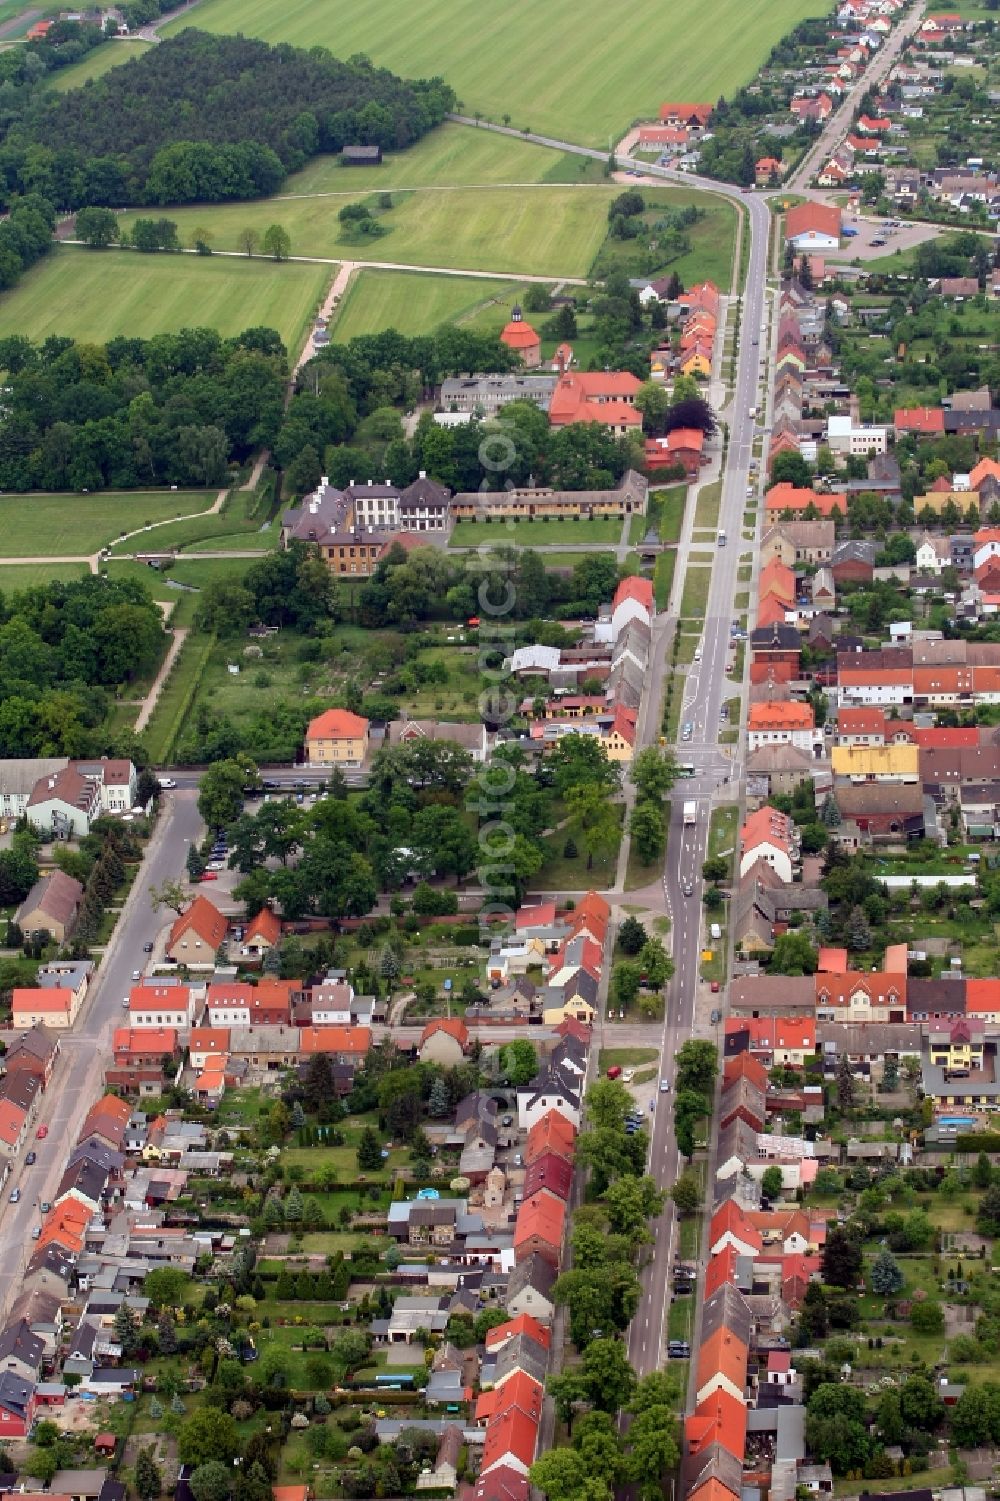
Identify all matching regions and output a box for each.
[690,1481,742,1501]
[306,708,369,741]
[419,1018,469,1049]
[659,102,714,125]
[476,1371,544,1423]
[548,371,642,428]
[38,1197,90,1254]
[722,1053,769,1092]
[740,803,796,854]
[168,896,226,953]
[81,1093,131,1143]
[703,1244,741,1299]
[895,406,944,433]
[11,988,71,1015]
[710,1200,764,1253]
[245,907,280,946]
[514,1193,566,1251]
[664,427,706,455]
[114,1027,178,1056]
[971,458,1000,489]
[273,1488,310,1501]
[298,1026,371,1056]
[755,595,788,629]
[747,701,813,731]
[613,575,655,611]
[884,942,908,974]
[739,1017,815,1052]
[912,726,978,748]
[817,946,848,973]
[524,1109,577,1164]
[480,1407,538,1472]
[189,1026,230,1054]
[838,707,886,734]
[758,558,796,601]
[685,1390,748,1461]
[501,318,542,351]
[966,978,1000,1015]
[129,983,192,1014]
[485,1315,551,1352]
[0,1099,26,1148]
[975,527,1000,547]
[815,970,906,1006]
[765,482,845,517]
[785,202,841,241]
[515,901,557,931]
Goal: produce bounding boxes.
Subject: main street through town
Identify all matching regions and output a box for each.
[0,788,202,1326]
[626,182,772,1380]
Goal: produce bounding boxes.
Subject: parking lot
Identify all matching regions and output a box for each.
[827,212,945,263]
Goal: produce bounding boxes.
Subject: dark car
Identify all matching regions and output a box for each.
[143,942,154,953]
[25,1152,36,1166]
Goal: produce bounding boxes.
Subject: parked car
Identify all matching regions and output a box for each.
[40,1202,50,1214]
[143,942,154,953]
[132,970,142,981]
[622,1067,635,1083]
[25,1152,36,1166]
[710,981,720,993]
[606,1065,622,1079]
[36,1125,47,1139]
[31,1226,40,1240]
[9,1189,20,1204]
[199,872,218,881]
[502,1114,513,1127]
[710,1008,721,1024]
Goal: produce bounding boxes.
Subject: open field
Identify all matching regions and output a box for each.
[0,490,213,558]
[116,183,736,281]
[288,122,579,193]
[163,0,829,147]
[49,39,153,90]
[450,517,622,546]
[0,246,332,351]
[333,268,521,340]
[109,488,276,557]
[0,562,89,593]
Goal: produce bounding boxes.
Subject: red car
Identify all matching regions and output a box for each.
[711,981,720,993]
[199,872,218,882]
[606,1065,622,1079]
[36,1125,48,1139]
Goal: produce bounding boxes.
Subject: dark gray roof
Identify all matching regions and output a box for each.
[700,1283,753,1348]
[0,1320,42,1372]
[505,1252,556,1302]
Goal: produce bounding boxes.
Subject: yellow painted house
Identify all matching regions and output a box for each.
[829,744,919,782]
[680,347,712,378]
[915,488,979,518]
[305,708,370,767]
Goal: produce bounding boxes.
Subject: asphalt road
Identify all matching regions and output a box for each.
[626,183,772,1380]
[0,789,203,1324]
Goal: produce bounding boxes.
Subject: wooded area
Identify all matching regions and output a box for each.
[0,327,288,490]
[0,573,165,757]
[0,31,455,207]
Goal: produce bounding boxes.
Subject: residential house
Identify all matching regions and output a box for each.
[165,899,227,969]
[304,709,369,768]
[418,1019,470,1065]
[15,872,83,946]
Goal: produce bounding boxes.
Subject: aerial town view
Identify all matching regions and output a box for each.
[2,0,1000,1498]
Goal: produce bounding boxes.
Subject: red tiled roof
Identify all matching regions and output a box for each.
[685,1390,748,1460]
[895,406,944,433]
[245,908,280,946]
[524,1110,576,1163]
[485,1316,551,1352]
[785,202,842,241]
[419,1018,469,1049]
[514,1193,566,1252]
[298,1026,371,1056]
[306,708,369,741]
[168,896,226,953]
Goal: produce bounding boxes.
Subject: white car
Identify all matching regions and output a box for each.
[659,1079,671,1093]
[622,1068,635,1083]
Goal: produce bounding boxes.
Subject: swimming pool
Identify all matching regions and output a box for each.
[938,1116,977,1128]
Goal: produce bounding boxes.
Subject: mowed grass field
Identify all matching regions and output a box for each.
[0,491,214,557]
[288,122,578,193]
[0,246,332,351]
[0,562,89,594]
[49,40,153,91]
[117,183,734,281]
[332,269,522,340]
[162,0,829,147]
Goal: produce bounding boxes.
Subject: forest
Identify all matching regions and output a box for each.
[0,326,288,491]
[0,32,455,208]
[0,574,166,758]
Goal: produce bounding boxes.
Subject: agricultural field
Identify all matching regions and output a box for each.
[49,38,153,90]
[287,121,581,193]
[0,246,332,352]
[332,268,521,341]
[0,490,214,558]
[116,182,737,282]
[162,0,829,147]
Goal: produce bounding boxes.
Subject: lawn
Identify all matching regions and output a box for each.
[288,120,566,193]
[49,39,153,90]
[708,803,738,868]
[0,245,332,353]
[450,517,623,546]
[651,487,687,545]
[163,0,829,148]
[694,481,722,530]
[116,183,735,281]
[535,805,624,892]
[680,565,712,619]
[598,1046,659,1069]
[0,490,214,557]
[108,488,277,557]
[0,561,89,593]
[653,550,676,610]
[333,268,522,340]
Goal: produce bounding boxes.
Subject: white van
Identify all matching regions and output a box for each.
[157,776,176,789]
